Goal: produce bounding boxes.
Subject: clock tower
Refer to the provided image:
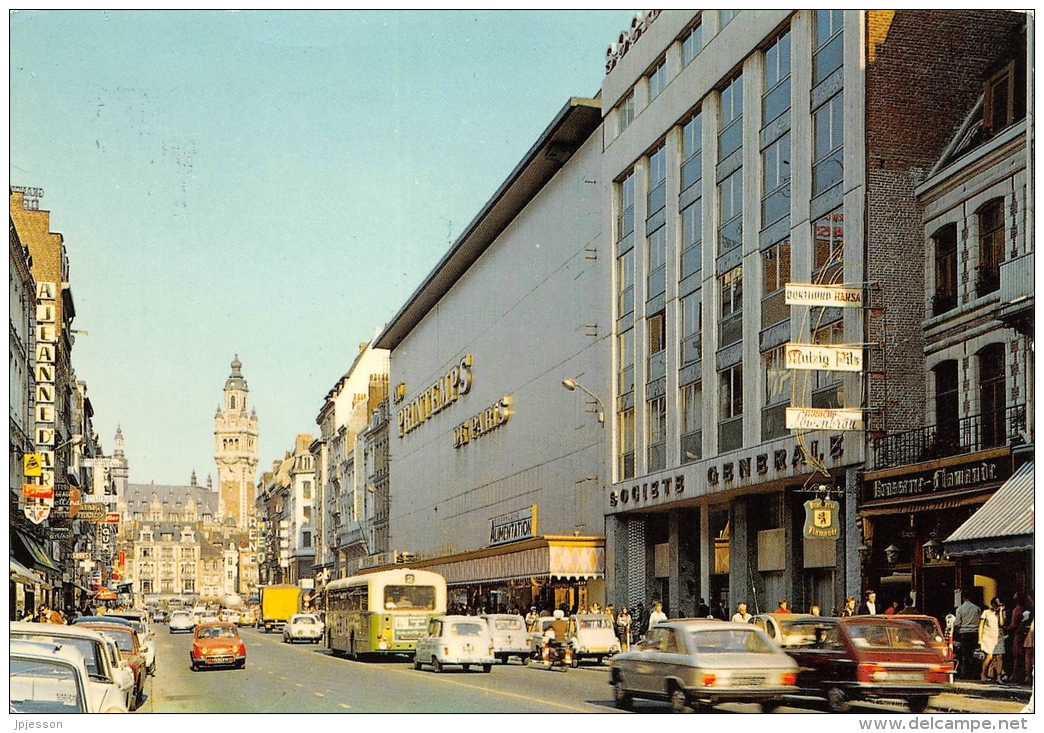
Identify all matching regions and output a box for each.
[214,355,258,529]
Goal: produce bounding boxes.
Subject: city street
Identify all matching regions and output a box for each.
[136,625,1030,715]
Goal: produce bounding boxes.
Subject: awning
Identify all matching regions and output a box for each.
[10,557,51,588]
[406,535,605,586]
[15,530,62,574]
[944,460,1034,556]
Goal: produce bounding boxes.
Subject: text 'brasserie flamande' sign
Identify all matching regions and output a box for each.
[863,455,1011,502]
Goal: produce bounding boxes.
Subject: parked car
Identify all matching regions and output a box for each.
[10,639,126,713]
[10,621,130,713]
[169,610,196,633]
[567,613,621,667]
[481,613,530,664]
[103,610,156,676]
[769,615,951,712]
[152,609,168,624]
[750,613,821,647]
[99,632,137,710]
[283,613,324,644]
[191,621,247,671]
[73,621,146,708]
[608,620,799,713]
[414,615,495,673]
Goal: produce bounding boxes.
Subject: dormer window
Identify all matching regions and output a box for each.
[984,61,1015,135]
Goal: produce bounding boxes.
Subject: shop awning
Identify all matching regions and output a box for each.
[408,535,605,586]
[944,460,1034,557]
[10,557,51,588]
[15,530,62,574]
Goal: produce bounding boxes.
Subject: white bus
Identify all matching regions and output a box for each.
[326,568,446,657]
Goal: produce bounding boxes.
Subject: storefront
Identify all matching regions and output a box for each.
[859,448,1015,622]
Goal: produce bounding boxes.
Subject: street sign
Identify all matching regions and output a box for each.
[23,453,43,476]
[105,512,120,524]
[81,458,122,468]
[72,551,90,559]
[77,503,108,521]
[785,283,863,307]
[784,343,863,372]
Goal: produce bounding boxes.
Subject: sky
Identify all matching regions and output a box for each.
[9,9,637,486]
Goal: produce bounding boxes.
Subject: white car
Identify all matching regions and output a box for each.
[10,621,130,713]
[282,613,325,644]
[414,615,495,673]
[100,633,136,710]
[567,613,621,666]
[169,610,195,633]
[481,614,531,664]
[10,639,127,713]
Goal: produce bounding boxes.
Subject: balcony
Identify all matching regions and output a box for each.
[869,404,1027,471]
[996,252,1034,336]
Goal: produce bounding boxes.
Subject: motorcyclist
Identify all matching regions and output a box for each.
[543,609,570,662]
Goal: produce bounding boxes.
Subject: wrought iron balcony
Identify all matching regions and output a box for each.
[869,404,1027,471]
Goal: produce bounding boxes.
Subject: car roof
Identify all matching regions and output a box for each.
[195,620,236,628]
[434,615,487,623]
[657,619,767,632]
[74,615,133,627]
[11,620,111,641]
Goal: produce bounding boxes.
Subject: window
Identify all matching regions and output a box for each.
[303,531,312,549]
[302,480,312,500]
[680,200,703,280]
[762,132,791,227]
[933,360,960,450]
[812,322,844,408]
[718,168,743,255]
[617,91,636,134]
[619,407,635,480]
[813,93,844,196]
[719,74,743,160]
[762,345,791,441]
[681,111,703,193]
[978,344,1006,447]
[680,291,702,366]
[617,172,635,243]
[648,145,667,216]
[761,240,791,329]
[618,328,634,395]
[618,250,635,316]
[720,10,739,27]
[984,61,1017,134]
[813,210,845,282]
[682,20,703,66]
[647,396,667,472]
[648,227,667,300]
[303,506,312,524]
[813,10,844,86]
[648,59,667,101]
[763,30,791,125]
[977,199,1004,296]
[648,311,666,381]
[719,266,743,347]
[932,224,958,315]
[681,382,703,463]
[140,547,152,558]
[718,365,743,453]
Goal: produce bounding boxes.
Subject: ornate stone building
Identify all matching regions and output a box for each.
[214,355,258,529]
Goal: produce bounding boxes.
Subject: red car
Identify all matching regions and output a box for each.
[190,621,247,671]
[771,616,951,712]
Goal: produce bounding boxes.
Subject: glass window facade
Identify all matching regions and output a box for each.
[682,20,703,66]
[681,382,703,463]
[813,10,844,86]
[719,73,743,161]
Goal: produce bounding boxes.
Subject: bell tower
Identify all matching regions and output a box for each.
[214,355,259,529]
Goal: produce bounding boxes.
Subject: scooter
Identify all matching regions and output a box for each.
[541,638,572,671]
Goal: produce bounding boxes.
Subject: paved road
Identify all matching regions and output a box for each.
[137,625,1029,714]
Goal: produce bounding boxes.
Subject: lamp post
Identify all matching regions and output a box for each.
[561,378,605,424]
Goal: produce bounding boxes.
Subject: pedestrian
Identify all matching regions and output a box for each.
[711,600,728,620]
[884,600,900,615]
[605,604,615,627]
[635,602,647,639]
[1004,593,1026,682]
[616,606,632,652]
[1022,612,1034,685]
[696,597,710,619]
[899,597,919,615]
[954,590,983,680]
[647,600,667,628]
[838,596,857,617]
[525,606,540,632]
[859,590,879,615]
[731,602,752,623]
[773,600,792,615]
[978,597,1006,682]
[809,604,822,616]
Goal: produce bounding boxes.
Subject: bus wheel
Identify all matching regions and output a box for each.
[413,657,422,671]
[463,664,470,671]
[482,664,492,673]
[432,658,443,674]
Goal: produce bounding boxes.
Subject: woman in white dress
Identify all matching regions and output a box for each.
[978,597,1006,682]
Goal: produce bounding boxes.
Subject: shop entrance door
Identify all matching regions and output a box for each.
[920,564,956,625]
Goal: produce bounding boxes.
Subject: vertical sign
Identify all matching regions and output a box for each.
[25,282,58,524]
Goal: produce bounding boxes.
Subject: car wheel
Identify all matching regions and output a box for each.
[190,662,198,672]
[827,687,850,713]
[570,656,579,668]
[413,657,422,671]
[463,664,471,671]
[669,684,693,714]
[432,658,443,674]
[761,700,782,713]
[612,679,632,710]
[907,696,931,713]
[482,663,492,673]
[235,660,245,670]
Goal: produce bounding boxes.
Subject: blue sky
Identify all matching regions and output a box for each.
[10,9,634,485]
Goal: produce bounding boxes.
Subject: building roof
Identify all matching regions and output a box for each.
[944,460,1034,555]
[125,482,218,514]
[374,97,602,351]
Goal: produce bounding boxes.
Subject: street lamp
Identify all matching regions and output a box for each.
[561,378,604,424]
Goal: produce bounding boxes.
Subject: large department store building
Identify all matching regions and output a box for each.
[374,10,1031,618]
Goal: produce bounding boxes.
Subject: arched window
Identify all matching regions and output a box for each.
[230,395,236,410]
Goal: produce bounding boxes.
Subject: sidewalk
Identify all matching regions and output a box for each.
[950,679,1033,704]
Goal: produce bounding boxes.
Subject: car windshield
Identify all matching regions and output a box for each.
[198,626,238,639]
[777,620,826,647]
[11,634,107,681]
[578,617,611,629]
[907,619,945,643]
[292,616,317,625]
[10,657,85,713]
[688,628,776,654]
[98,629,134,653]
[849,623,929,649]
[493,618,523,631]
[450,622,485,637]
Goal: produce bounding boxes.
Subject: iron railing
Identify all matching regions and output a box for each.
[869,404,1027,471]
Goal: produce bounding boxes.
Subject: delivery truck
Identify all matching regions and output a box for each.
[259,584,303,633]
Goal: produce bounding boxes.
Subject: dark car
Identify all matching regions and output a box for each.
[769,615,951,712]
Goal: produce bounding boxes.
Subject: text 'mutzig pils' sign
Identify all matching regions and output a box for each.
[785,283,863,308]
[785,343,863,372]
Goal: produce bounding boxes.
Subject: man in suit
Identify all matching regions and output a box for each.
[859,590,879,615]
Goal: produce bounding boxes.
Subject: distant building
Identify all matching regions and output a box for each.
[256,435,316,585]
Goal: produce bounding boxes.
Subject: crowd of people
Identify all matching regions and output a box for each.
[953,590,1034,685]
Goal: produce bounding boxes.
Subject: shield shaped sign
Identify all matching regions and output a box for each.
[803,498,839,540]
[24,500,52,525]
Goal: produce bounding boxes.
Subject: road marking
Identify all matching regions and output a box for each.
[314,692,325,698]
[339,703,351,709]
[295,683,303,688]
[405,672,593,712]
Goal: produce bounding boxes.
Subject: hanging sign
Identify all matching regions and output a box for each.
[785,343,863,372]
[803,498,840,540]
[785,283,863,307]
[23,453,43,476]
[786,407,864,431]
